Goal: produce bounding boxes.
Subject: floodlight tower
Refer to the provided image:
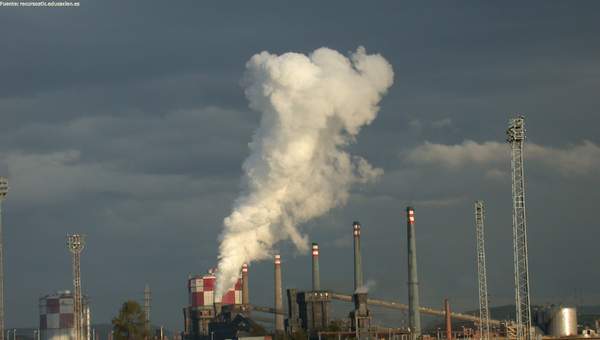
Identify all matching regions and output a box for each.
[67,234,86,340]
[0,177,7,340]
[506,116,532,340]
[475,201,490,340]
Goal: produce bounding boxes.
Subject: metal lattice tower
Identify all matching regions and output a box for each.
[0,177,7,340]
[475,201,490,340]
[67,234,86,340]
[506,116,532,340]
[144,284,151,333]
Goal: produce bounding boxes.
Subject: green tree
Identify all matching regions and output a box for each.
[112,300,150,340]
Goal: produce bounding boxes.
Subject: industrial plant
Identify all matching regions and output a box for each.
[176,117,600,340]
[0,117,598,340]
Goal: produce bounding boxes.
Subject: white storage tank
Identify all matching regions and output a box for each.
[548,306,577,337]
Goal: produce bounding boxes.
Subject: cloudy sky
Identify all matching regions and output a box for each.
[1,1,599,332]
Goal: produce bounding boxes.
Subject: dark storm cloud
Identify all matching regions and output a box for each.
[1,0,599,332]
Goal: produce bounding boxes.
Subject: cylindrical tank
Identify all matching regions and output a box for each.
[39,290,89,340]
[548,307,577,337]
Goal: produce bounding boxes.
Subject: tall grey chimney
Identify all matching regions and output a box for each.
[353,221,363,291]
[274,254,284,333]
[407,207,421,338]
[312,243,320,291]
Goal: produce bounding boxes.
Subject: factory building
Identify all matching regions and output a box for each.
[208,311,266,340]
[285,243,332,337]
[39,290,90,340]
[286,290,331,334]
[182,269,243,340]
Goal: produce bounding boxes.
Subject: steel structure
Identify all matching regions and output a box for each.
[0,177,7,340]
[475,201,490,340]
[506,116,532,340]
[144,284,151,334]
[67,234,85,340]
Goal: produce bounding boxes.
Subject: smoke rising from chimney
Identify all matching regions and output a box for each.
[215,47,394,296]
[355,279,377,294]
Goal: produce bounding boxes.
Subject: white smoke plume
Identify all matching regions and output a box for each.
[215,47,394,296]
[355,279,377,294]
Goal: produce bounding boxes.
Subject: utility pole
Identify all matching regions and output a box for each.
[0,177,8,340]
[67,234,86,340]
[507,116,532,340]
[475,201,490,340]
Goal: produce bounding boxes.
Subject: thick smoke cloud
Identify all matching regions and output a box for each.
[215,47,394,295]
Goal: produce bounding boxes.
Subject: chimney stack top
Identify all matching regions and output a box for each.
[407,207,415,224]
[353,221,361,235]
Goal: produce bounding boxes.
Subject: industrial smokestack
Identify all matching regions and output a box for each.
[274,254,284,333]
[445,299,452,340]
[312,243,320,291]
[353,221,363,292]
[242,263,249,305]
[407,207,421,338]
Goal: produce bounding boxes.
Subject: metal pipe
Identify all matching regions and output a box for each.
[274,254,284,333]
[353,221,363,291]
[312,243,320,291]
[250,305,285,315]
[445,299,452,340]
[407,207,421,338]
[329,293,502,325]
[242,263,249,305]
